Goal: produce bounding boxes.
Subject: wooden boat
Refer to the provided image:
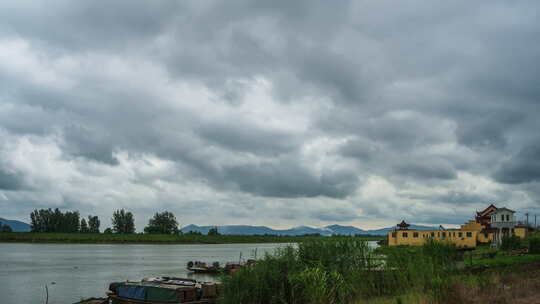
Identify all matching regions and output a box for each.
[73,298,108,304]
[187,259,256,275]
[107,277,219,304]
[186,261,222,274]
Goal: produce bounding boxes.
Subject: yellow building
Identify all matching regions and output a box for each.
[388,221,478,248]
[388,205,532,248]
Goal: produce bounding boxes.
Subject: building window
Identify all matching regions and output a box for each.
[506,214,510,221]
[453,232,456,237]
[413,232,419,238]
[458,232,463,237]
[403,232,408,238]
[466,232,472,238]
[430,232,435,237]
[438,232,440,237]
[442,232,446,238]
[501,215,504,221]
[391,232,397,238]
[511,228,515,234]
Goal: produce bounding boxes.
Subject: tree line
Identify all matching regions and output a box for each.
[28,209,193,235]
[0,221,13,233]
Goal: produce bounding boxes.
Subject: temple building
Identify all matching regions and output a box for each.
[388,204,530,248]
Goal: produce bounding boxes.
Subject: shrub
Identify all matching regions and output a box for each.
[220,238,459,303]
[500,235,522,251]
[529,237,540,254]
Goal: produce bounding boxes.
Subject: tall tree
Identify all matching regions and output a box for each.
[80,218,89,233]
[144,211,179,234]
[88,215,100,233]
[207,226,220,236]
[112,209,135,234]
[30,208,80,233]
[1,223,13,233]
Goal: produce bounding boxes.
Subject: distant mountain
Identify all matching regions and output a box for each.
[365,224,439,236]
[0,218,31,232]
[181,224,439,236]
[323,224,367,236]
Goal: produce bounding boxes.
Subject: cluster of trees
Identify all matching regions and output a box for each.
[30,209,85,233]
[0,221,12,233]
[28,209,183,235]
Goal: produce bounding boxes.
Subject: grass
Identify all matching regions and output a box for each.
[0,232,382,244]
[219,239,460,304]
[220,235,540,304]
[470,253,540,267]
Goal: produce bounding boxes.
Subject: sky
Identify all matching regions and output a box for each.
[1,1,540,230]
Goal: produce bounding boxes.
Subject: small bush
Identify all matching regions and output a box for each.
[529,237,540,254]
[500,235,522,251]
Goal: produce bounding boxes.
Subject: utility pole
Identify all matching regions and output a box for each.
[525,213,529,226]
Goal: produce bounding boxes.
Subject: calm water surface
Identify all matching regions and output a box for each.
[0,243,286,304]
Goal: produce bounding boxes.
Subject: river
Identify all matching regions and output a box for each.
[0,241,378,304]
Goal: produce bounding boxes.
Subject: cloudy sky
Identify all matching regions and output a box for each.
[1,1,539,230]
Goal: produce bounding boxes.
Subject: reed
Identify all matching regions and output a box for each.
[220,238,460,304]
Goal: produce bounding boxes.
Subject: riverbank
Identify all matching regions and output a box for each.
[219,237,540,304]
[0,232,383,244]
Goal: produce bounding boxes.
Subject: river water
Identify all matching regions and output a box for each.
[0,243,285,304]
[0,241,378,304]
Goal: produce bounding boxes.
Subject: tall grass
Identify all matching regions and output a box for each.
[220,239,460,304]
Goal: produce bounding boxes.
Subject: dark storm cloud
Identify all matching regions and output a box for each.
[1,0,540,227]
[196,121,300,156]
[494,144,540,184]
[396,161,457,180]
[62,125,119,165]
[0,168,23,191]
[223,159,359,199]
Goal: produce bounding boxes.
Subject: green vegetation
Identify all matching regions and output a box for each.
[0,232,381,244]
[112,209,136,234]
[208,226,220,236]
[30,208,101,233]
[220,234,540,304]
[30,208,82,233]
[220,239,460,304]
[470,253,540,268]
[144,211,179,234]
[0,222,12,233]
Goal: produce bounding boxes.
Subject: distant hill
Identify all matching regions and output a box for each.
[181,224,439,236]
[0,218,31,232]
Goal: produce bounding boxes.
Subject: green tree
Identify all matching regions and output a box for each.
[144,211,179,234]
[0,222,13,233]
[30,208,80,233]
[103,228,113,234]
[112,209,135,234]
[80,218,89,233]
[208,226,220,236]
[88,215,100,233]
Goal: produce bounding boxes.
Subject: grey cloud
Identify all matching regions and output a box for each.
[196,121,300,156]
[396,161,456,180]
[223,159,359,199]
[494,144,540,184]
[0,168,23,191]
[62,125,118,165]
[1,1,540,228]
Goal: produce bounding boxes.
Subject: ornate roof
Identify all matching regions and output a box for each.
[397,220,410,228]
[492,207,515,214]
[477,204,498,217]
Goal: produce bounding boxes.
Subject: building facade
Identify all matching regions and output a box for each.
[387,227,478,248]
[388,204,530,248]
